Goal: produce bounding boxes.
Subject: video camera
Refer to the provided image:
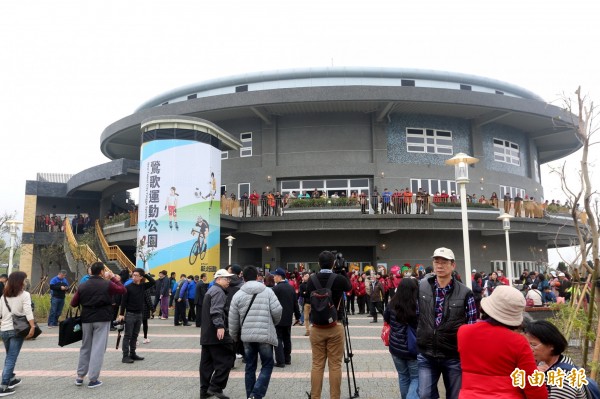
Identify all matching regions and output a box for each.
[111,319,125,331]
[331,250,347,274]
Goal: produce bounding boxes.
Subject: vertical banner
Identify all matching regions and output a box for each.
[137,138,221,279]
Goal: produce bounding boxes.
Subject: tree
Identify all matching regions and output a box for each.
[550,87,600,377]
[0,211,18,264]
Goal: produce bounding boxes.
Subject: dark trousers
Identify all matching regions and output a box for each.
[187,299,196,321]
[274,326,292,365]
[200,343,235,394]
[122,311,143,356]
[174,300,188,325]
[357,295,366,314]
[195,305,202,327]
[345,294,355,314]
[370,301,384,321]
[152,295,160,316]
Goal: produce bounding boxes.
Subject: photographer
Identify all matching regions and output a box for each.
[306,251,351,399]
[117,268,155,364]
[71,262,126,388]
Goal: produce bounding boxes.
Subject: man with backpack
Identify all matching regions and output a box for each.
[306,251,352,399]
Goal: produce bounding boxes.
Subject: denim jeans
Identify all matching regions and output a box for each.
[1,330,24,386]
[392,355,419,399]
[417,353,461,399]
[48,296,65,326]
[243,342,274,399]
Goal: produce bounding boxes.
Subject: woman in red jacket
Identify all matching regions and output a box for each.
[457,286,548,399]
[354,275,367,314]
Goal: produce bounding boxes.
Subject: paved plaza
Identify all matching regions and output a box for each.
[3,312,440,399]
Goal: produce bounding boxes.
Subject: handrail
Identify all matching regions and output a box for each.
[95,220,136,273]
[64,217,102,267]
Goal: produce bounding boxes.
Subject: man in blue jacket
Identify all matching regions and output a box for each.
[48,270,69,328]
[174,274,191,326]
[187,275,197,322]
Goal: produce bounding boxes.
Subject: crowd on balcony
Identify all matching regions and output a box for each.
[216,186,576,220]
[35,214,92,233]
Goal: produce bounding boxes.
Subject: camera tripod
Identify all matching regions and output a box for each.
[340,298,360,398]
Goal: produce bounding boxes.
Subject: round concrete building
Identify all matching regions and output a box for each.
[23,67,581,282]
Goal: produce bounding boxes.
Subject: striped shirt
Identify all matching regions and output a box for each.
[546,354,587,399]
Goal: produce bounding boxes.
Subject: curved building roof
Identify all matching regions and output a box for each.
[102,67,580,164]
[136,67,545,110]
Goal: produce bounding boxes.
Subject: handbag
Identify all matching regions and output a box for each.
[3,295,42,338]
[58,307,83,347]
[381,321,390,346]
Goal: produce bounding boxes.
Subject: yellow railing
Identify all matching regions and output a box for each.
[95,220,135,273]
[129,210,138,227]
[64,217,102,266]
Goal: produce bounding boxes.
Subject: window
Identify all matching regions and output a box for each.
[410,178,457,195]
[406,128,453,155]
[493,139,520,165]
[495,90,504,95]
[236,85,248,93]
[500,185,524,199]
[221,151,228,160]
[401,79,415,87]
[460,84,472,91]
[278,178,370,198]
[187,94,197,100]
[240,132,252,157]
[238,183,250,198]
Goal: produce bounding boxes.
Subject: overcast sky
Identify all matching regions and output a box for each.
[1,0,598,265]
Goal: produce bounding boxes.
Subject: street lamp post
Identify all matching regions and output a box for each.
[445,153,479,290]
[498,213,514,286]
[7,220,23,275]
[226,235,235,265]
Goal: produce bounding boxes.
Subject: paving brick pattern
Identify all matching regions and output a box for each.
[5,313,446,398]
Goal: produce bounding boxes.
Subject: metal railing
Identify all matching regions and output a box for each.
[95,220,135,273]
[64,217,102,266]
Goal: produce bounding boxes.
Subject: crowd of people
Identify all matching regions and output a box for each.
[0,250,595,399]
[34,214,92,233]
[217,186,575,220]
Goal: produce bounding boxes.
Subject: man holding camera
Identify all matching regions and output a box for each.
[117,268,155,364]
[306,251,351,399]
[70,262,126,388]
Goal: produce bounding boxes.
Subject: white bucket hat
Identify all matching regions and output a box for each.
[481,285,525,326]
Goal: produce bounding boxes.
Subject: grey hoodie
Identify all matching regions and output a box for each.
[228,281,282,347]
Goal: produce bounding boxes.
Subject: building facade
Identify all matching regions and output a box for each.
[22,68,581,282]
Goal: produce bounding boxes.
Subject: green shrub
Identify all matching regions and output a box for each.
[31,294,74,321]
[433,202,495,209]
[287,197,359,208]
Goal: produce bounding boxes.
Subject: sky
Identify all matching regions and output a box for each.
[1,0,598,265]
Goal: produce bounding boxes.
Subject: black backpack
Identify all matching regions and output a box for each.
[310,274,338,326]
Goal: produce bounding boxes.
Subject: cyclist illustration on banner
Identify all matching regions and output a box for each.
[164,186,179,230]
[189,215,209,264]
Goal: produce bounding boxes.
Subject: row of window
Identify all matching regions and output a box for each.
[221,177,524,202]
[221,129,521,167]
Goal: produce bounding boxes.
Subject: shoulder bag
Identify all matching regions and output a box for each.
[3,295,42,338]
[236,294,257,342]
